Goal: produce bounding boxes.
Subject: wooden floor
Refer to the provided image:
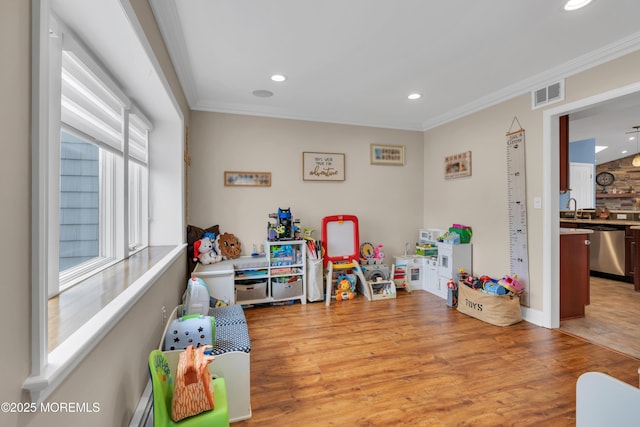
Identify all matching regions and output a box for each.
[560,275,640,360]
[235,290,639,426]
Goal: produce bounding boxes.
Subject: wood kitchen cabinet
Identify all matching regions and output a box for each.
[559,115,570,193]
[560,231,591,320]
[625,226,636,280]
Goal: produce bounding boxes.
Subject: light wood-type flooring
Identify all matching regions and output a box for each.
[560,275,640,360]
[235,289,640,426]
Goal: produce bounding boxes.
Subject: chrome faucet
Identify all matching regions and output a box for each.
[566,197,577,218]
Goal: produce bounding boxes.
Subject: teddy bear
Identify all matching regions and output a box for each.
[193,236,222,265]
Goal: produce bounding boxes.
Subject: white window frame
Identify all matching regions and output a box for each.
[50,17,135,295]
[58,128,119,292]
[26,0,186,403]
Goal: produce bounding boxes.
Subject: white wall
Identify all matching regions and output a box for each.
[424,49,640,313]
[188,112,424,259]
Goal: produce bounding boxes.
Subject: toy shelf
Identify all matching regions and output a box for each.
[234,240,307,306]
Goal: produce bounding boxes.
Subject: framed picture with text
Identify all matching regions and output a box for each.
[370,144,405,165]
[224,171,271,186]
[444,151,472,179]
[302,152,345,181]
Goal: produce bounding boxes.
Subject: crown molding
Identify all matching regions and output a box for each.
[148,0,198,108]
[192,100,424,132]
[422,31,640,131]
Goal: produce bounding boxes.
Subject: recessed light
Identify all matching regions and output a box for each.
[564,0,592,11]
[408,93,422,100]
[253,90,274,98]
[630,136,636,141]
[270,74,287,82]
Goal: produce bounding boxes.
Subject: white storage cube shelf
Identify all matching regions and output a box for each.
[236,240,307,305]
[192,241,307,305]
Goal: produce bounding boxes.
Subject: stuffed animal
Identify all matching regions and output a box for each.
[498,274,524,293]
[218,232,241,259]
[193,236,221,265]
[335,275,356,301]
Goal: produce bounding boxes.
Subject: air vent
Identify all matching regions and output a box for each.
[532,80,564,109]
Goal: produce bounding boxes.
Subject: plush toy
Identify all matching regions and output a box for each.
[218,232,241,259]
[335,275,356,301]
[193,236,222,265]
[498,274,524,293]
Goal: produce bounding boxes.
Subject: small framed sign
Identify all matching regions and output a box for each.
[444,151,472,179]
[224,171,271,187]
[370,144,405,165]
[302,152,345,181]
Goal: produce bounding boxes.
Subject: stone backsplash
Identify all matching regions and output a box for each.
[595,153,640,209]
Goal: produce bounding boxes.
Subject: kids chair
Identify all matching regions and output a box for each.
[148,349,230,426]
[321,214,371,306]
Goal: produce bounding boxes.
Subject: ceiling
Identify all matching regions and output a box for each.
[569,91,640,165]
[150,1,640,143]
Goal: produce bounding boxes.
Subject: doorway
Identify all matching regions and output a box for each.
[543,82,640,328]
[543,82,640,359]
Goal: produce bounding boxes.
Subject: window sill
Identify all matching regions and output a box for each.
[23,243,186,403]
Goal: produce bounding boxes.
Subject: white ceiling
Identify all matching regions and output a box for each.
[150,0,640,133]
[569,91,640,165]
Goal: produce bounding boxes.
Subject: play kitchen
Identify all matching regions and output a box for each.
[560,206,640,282]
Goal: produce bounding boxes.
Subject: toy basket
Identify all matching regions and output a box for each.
[457,282,522,326]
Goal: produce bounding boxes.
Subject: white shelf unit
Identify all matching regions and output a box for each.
[235,240,307,305]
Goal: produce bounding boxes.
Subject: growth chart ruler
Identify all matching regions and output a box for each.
[506,121,530,306]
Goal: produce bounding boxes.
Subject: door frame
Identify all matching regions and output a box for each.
[542,82,640,328]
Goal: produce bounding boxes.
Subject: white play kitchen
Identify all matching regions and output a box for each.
[393,228,472,299]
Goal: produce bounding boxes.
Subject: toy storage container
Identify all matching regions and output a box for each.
[235,281,267,301]
[191,260,235,304]
[272,278,303,300]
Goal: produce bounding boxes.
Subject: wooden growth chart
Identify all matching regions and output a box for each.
[506,117,530,306]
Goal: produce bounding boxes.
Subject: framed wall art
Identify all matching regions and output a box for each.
[224,171,271,187]
[302,152,345,181]
[370,144,405,165]
[444,151,472,179]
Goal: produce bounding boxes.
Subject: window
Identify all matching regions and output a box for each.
[58,131,102,272]
[50,17,152,293]
[28,1,185,403]
[128,112,150,252]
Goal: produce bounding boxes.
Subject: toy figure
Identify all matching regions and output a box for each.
[277,208,292,240]
[374,244,385,259]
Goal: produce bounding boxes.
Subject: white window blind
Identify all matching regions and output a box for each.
[128,111,151,164]
[61,51,124,151]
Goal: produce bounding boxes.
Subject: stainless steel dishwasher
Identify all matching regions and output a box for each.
[585,225,626,276]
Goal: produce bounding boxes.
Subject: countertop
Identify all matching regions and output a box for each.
[559,209,640,226]
[559,218,640,226]
[560,227,594,235]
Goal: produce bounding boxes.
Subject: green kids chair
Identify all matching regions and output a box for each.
[148,349,229,426]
